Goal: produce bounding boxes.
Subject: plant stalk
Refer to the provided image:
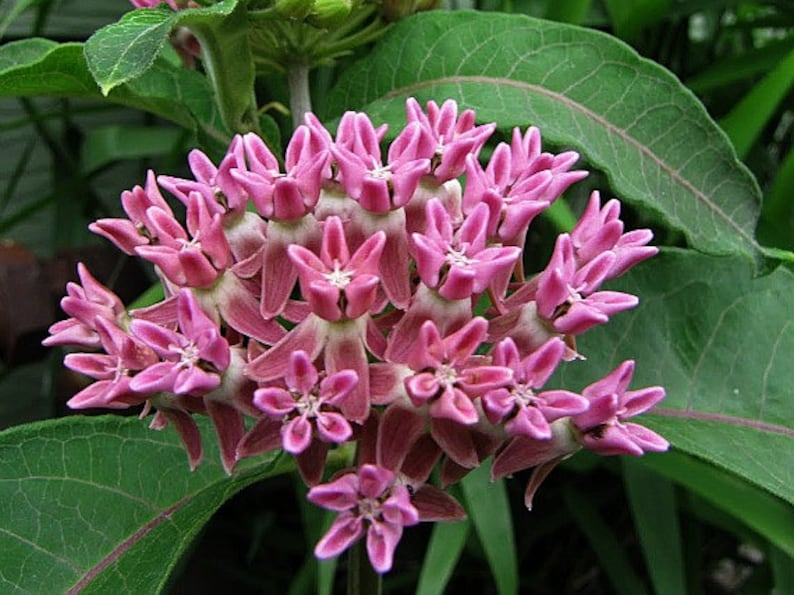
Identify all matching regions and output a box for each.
[347,540,382,595]
[287,60,312,129]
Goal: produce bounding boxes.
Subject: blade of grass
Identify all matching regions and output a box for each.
[637,451,794,558]
[622,458,686,595]
[719,47,794,159]
[415,519,470,595]
[564,485,649,595]
[771,544,794,595]
[461,463,517,595]
[686,36,794,93]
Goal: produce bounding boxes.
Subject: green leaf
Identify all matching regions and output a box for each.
[84,7,176,96]
[0,39,225,138]
[415,520,470,595]
[556,249,794,505]
[719,47,794,160]
[0,415,291,593]
[623,458,686,595]
[326,11,763,265]
[461,463,517,595]
[636,451,794,558]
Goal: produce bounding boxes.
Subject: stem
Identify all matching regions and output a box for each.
[287,60,312,129]
[347,540,382,595]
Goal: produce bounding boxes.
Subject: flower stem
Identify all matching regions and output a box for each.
[347,540,382,595]
[287,60,311,130]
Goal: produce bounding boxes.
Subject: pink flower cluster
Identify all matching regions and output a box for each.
[47,99,668,573]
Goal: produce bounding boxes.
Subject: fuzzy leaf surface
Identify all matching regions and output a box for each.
[0,415,290,593]
[556,250,794,504]
[326,11,763,264]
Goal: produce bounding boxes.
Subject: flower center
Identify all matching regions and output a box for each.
[445,247,475,267]
[178,342,201,368]
[511,383,537,408]
[435,363,458,388]
[324,263,353,289]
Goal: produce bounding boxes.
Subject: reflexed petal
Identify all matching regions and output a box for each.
[253,387,295,416]
[315,412,353,444]
[308,474,360,510]
[314,513,364,559]
[366,521,403,574]
[286,350,319,394]
[358,464,394,499]
[282,416,313,454]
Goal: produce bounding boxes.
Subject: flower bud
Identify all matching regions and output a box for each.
[275,0,315,20]
[307,0,356,28]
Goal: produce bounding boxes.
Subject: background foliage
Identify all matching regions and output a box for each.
[0,0,792,593]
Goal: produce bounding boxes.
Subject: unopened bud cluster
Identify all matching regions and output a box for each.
[47,99,668,573]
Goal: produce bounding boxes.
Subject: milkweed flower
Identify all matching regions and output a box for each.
[47,98,667,573]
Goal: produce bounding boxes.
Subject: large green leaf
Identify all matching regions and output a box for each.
[556,250,794,505]
[0,415,291,593]
[326,11,763,264]
[0,38,226,138]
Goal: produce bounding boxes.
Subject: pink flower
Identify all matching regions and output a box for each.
[43,263,128,349]
[64,318,158,409]
[402,317,511,425]
[130,289,230,396]
[288,216,385,321]
[308,464,419,573]
[135,192,231,288]
[570,191,658,279]
[483,338,588,440]
[253,351,357,454]
[572,360,669,456]
[535,234,638,335]
[410,198,521,300]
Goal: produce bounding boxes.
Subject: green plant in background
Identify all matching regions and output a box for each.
[0,1,792,593]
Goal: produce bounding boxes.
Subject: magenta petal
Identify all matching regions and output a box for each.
[621,386,666,417]
[282,416,313,454]
[623,422,669,452]
[174,365,221,395]
[314,513,364,559]
[358,464,394,499]
[429,387,479,425]
[315,412,352,444]
[324,321,370,422]
[366,521,403,574]
[253,387,295,416]
[307,474,360,510]
[286,350,319,394]
[582,424,644,456]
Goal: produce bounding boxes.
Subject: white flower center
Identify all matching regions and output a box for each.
[324,263,353,289]
[445,247,475,267]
